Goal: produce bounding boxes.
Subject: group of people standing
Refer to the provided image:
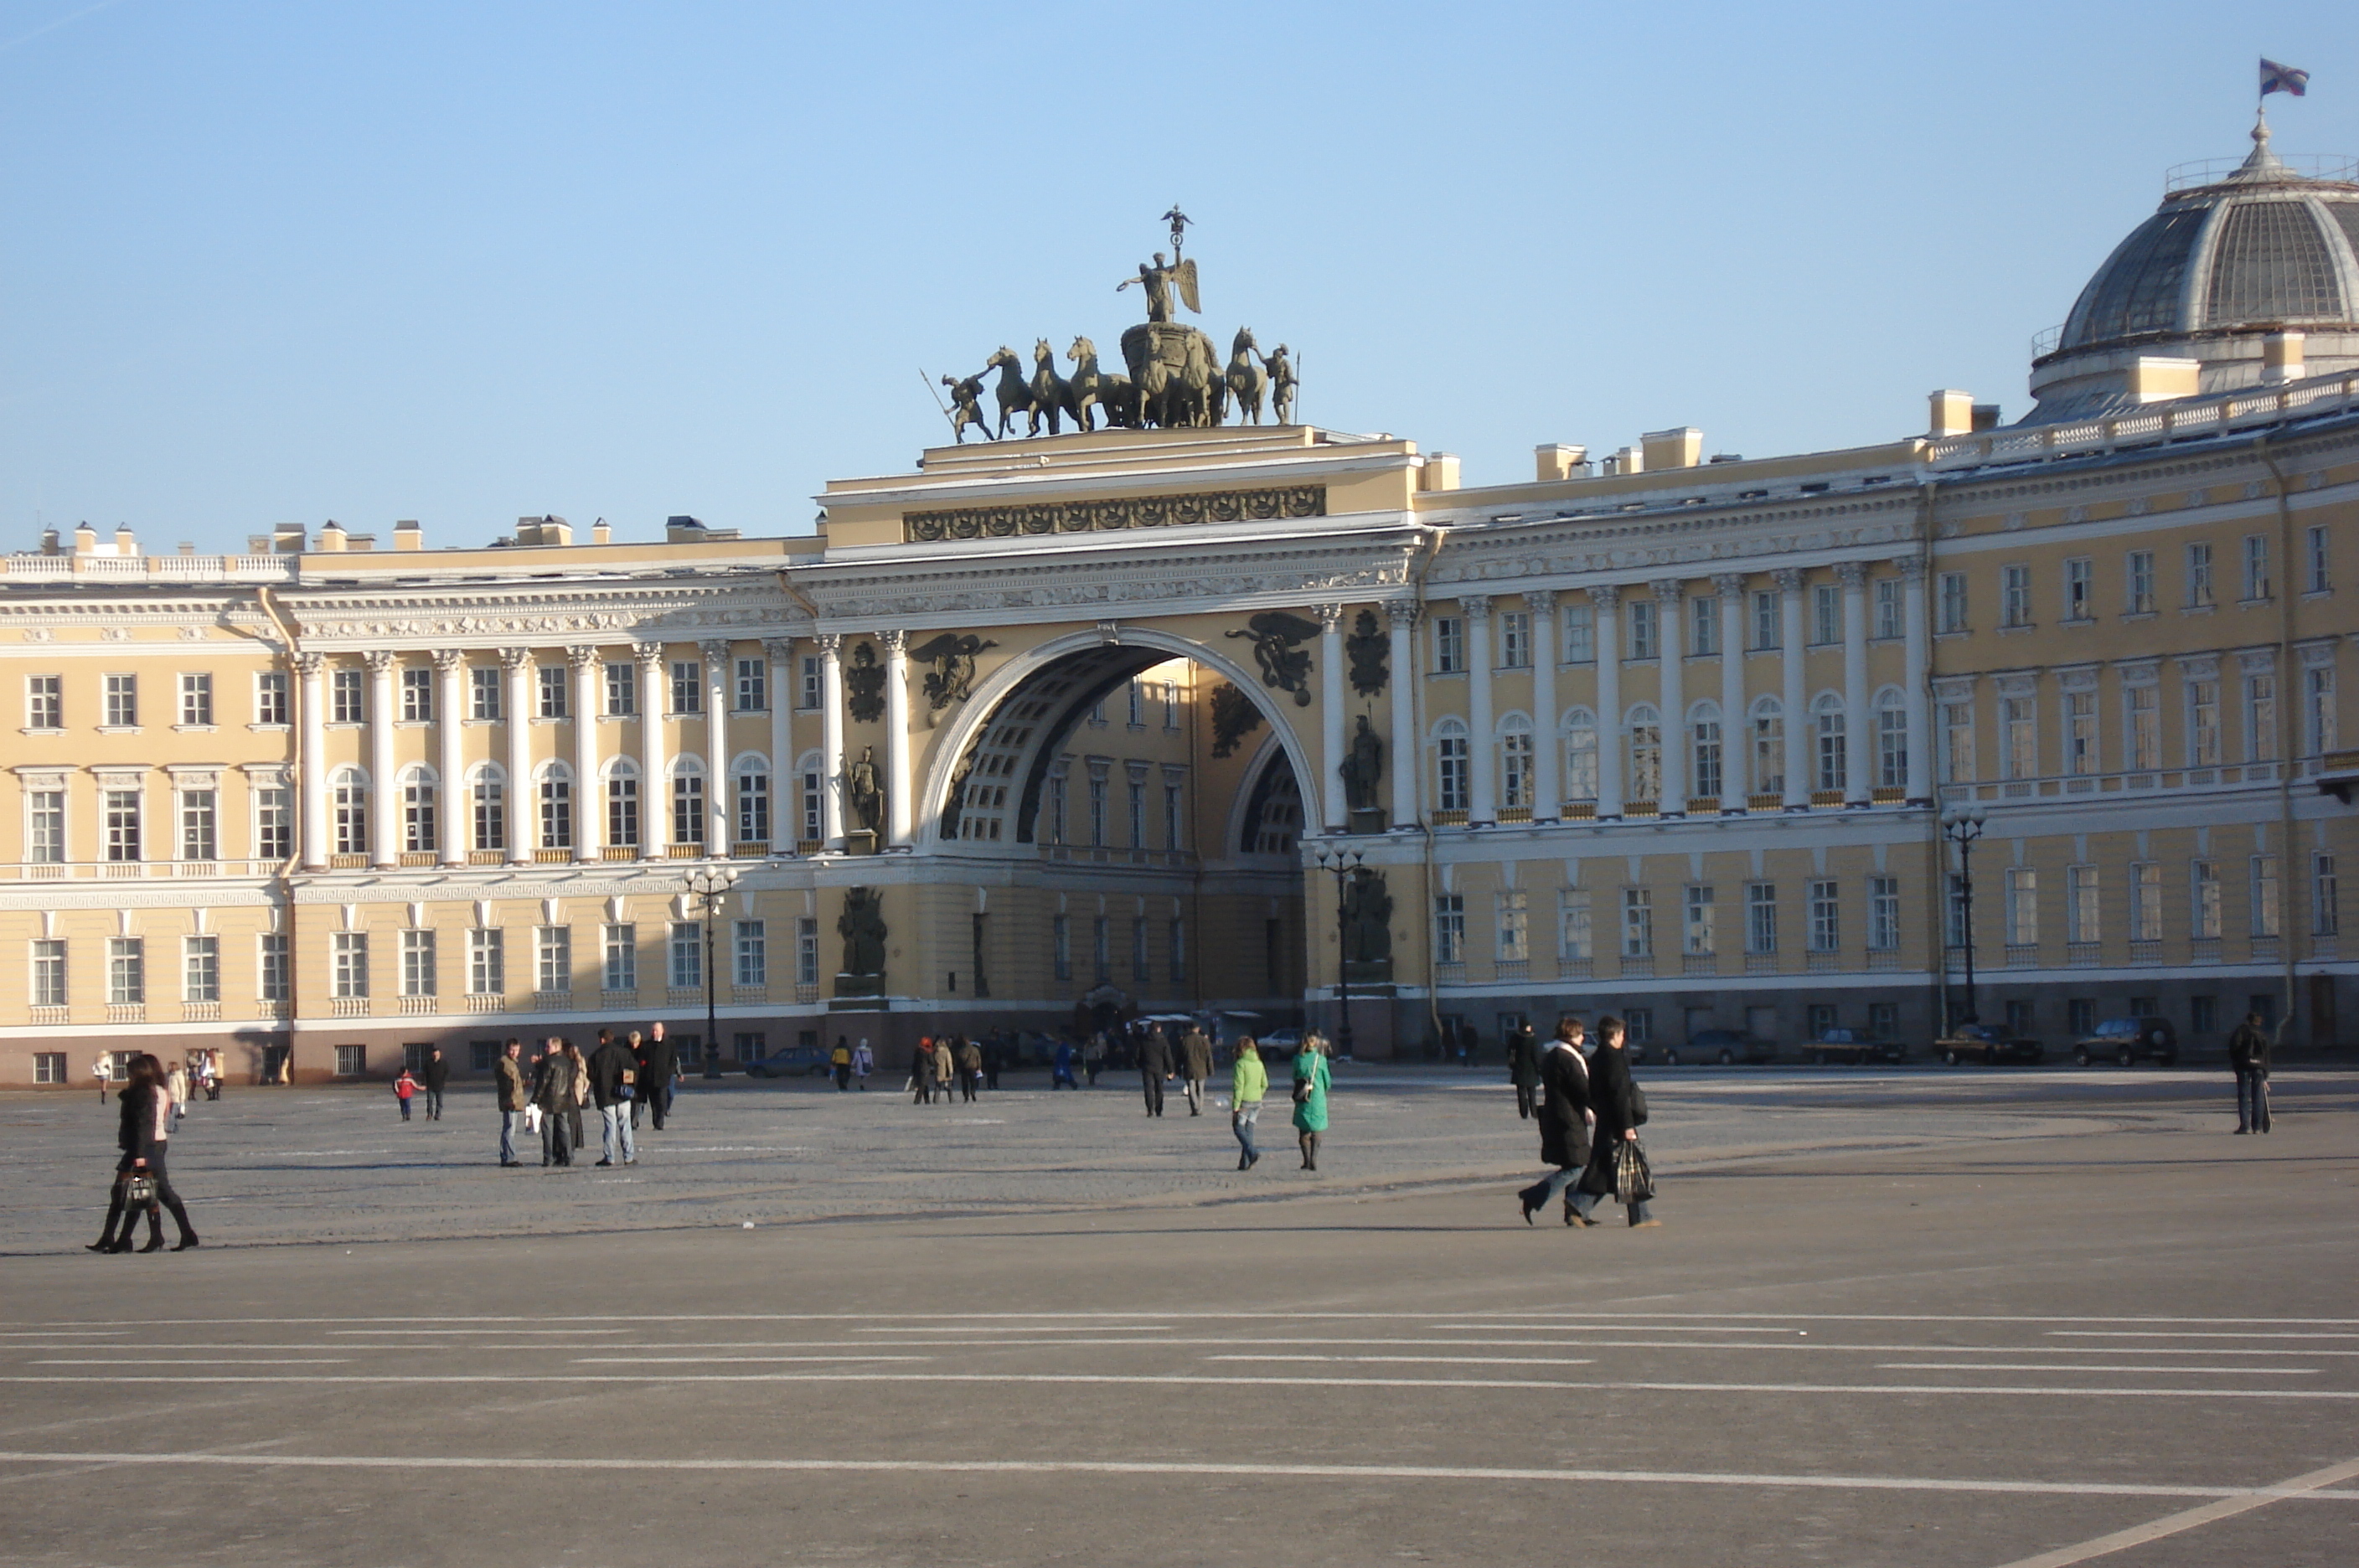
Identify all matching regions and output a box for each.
[1223,1033,1331,1172]
[906,1034,1001,1103]
[491,1023,681,1168]
[1515,1014,1660,1229]
[86,1053,200,1254]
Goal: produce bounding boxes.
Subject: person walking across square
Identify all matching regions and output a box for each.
[1230,1037,1267,1169]
[586,1031,639,1167]
[392,1067,419,1122]
[958,1037,983,1102]
[1137,1025,1172,1117]
[421,1049,449,1121]
[2228,1012,2273,1134]
[1180,1024,1213,1116]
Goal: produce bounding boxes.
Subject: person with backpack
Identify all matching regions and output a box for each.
[1565,1016,1659,1228]
[2227,1012,2273,1134]
[831,1037,853,1091]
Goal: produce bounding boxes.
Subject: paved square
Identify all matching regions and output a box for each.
[2,1065,2353,1566]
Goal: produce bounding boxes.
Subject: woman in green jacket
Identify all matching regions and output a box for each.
[1230,1038,1268,1170]
[1291,1041,1331,1170]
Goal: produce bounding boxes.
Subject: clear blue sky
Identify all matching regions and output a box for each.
[4,1,2356,554]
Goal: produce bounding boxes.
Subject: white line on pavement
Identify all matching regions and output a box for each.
[2049,1330,2359,1340]
[1985,1454,2359,1568]
[10,1337,2353,1359]
[1208,1356,1597,1366]
[1875,1364,2317,1375]
[35,1311,2359,1328]
[30,1359,353,1367]
[571,1356,928,1364]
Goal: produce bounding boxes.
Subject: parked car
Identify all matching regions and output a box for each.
[2071,1016,2178,1068]
[1660,1029,1778,1066]
[1934,1024,2046,1066]
[1804,1027,1906,1065]
[746,1043,828,1078]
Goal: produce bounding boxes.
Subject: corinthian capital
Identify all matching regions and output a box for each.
[1457,594,1492,621]
[1586,584,1622,610]
[1711,572,1747,600]
[1524,588,1557,616]
[1314,604,1345,633]
[1835,560,1868,589]
[1771,568,1805,594]
[500,647,534,673]
[363,650,395,675]
[566,644,600,670]
[1648,578,1686,603]
[1385,600,1420,628]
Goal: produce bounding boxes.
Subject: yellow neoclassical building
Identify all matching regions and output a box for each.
[3,122,2354,1084]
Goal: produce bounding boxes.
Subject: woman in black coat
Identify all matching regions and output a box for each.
[1567,1016,1659,1228]
[1515,1019,1592,1223]
[88,1055,199,1253]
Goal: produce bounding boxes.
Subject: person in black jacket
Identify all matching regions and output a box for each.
[1566,1016,1660,1229]
[2227,1012,2273,1134]
[1516,1019,1592,1222]
[637,1024,678,1131]
[530,1039,574,1167]
[421,1048,450,1122]
[1506,1024,1541,1119]
[1137,1024,1172,1117]
[88,1055,199,1253]
[586,1033,638,1167]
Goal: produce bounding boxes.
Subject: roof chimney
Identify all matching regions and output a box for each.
[1419,453,1461,492]
[1971,404,2002,432]
[2127,356,2201,404]
[591,518,612,545]
[1928,389,1974,438]
[113,524,138,556]
[1640,427,1702,471]
[1534,444,1588,482]
[2263,330,2305,384]
[316,520,348,552]
[272,522,307,554]
[393,519,424,551]
[73,524,96,555]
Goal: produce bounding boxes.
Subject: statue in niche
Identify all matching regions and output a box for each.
[845,746,883,838]
[844,641,885,722]
[1224,611,1319,706]
[1340,869,1392,967]
[1208,683,1263,759]
[1339,714,1384,812]
[1345,608,1387,697]
[839,887,886,977]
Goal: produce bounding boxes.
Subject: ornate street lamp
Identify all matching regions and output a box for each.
[1312,844,1366,1061]
[1940,804,1988,1027]
[684,864,741,1079]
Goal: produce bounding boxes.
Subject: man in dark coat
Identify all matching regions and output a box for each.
[2227,1012,2273,1134]
[586,1032,638,1167]
[1137,1025,1172,1117]
[1567,1015,1658,1228]
[1505,1024,1541,1119]
[637,1024,678,1131]
[421,1048,450,1122]
[529,1038,574,1167]
[1179,1025,1215,1116]
[494,1039,529,1167]
[1516,1018,1592,1221]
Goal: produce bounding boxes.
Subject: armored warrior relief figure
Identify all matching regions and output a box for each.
[1266,343,1298,426]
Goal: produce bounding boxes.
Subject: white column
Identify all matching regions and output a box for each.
[881,629,913,848]
[1591,586,1623,819]
[1528,590,1560,823]
[1386,602,1417,829]
[1840,561,1871,807]
[766,638,795,854]
[1317,605,1346,831]
[1777,569,1808,809]
[435,651,465,868]
[297,652,328,869]
[1714,574,1747,812]
[503,648,533,864]
[637,642,666,858]
[1654,580,1687,815]
[703,640,731,854]
[1463,596,1494,825]
[818,633,846,848]
[366,651,398,867]
[1898,558,1933,805]
[570,646,600,863]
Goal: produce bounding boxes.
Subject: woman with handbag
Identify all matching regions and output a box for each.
[1516,1017,1594,1224]
[88,1055,199,1253]
[1565,1016,1660,1229]
[1290,1038,1331,1171]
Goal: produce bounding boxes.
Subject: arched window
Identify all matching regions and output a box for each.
[670,756,707,847]
[1627,704,1662,804]
[399,765,438,855]
[331,766,369,856]
[1813,692,1847,792]
[795,750,825,848]
[1498,713,1534,810]
[602,757,640,850]
[1432,718,1470,814]
[536,761,573,851]
[1688,699,1723,802]
[1876,688,1908,791]
[732,755,771,846]
[1561,708,1598,800]
[1750,696,1784,796]
[468,764,506,853]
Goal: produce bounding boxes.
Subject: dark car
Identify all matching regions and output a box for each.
[1804,1027,1906,1065]
[1935,1024,2046,1066]
[746,1044,828,1078]
[2072,1016,2178,1068]
[1660,1029,1777,1066]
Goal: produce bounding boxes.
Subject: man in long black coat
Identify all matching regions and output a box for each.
[2227,1012,2272,1133]
[636,1025,678,1132]
[1505,1025,1541,1119]
[1516,1019,1592,1222]
[1137,1025,1172,1117]
[1568,1017,1659,1228]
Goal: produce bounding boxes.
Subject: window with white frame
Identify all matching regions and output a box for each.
[469,666,501,720]
[2251,856,2281,938]
[103,673,137,728]
[258,931,288,1002]
[535,926,571,993]
[1560,603,1594,663]
[1807,880,1839,952]
[331,769,368,855]
[1945,874,1969,950]
[606,768,640,848]
[1500,717,1533,809]
[179,790,217,862]
[2186,541,2214,606]
[1753,590,1781,649]
[2001,565,2031,627]
[183,935,219,1003]
[107,936,145,1004]
[1627,704,1662,802]
[32,939,66,1008]
[2064,557,2093,621]
[1043,768,1066,846]
[2065,690,2098,776]
[1692,600,1720,657]
[2127,549,2155,614]
[799,762,823,845]
[1876,691,1907,789]
[2002,694,2036,779]
[2191,860,2222,940]
[1498,611,1531,668]
[1812,694,1845,792]
[256,669,288,725]
[798,654,822,710]
[2245,673,2278,763]
[2243,535,2271,601]
[400,665,433,722]
[468,928,504,995]
[1496,890,1528,962]
[1433,895,1465,965]
[1746,883,1777,953]
[179,672,214,727]
[672,766,706,845]
[1874,578,1902,640]
[1562,710,1598,799]
[539,770,573,850]
[2307,664,2336,755]
[401,929,437,997]
[1126,776,1145,847]
[735,658,766,712]
[603,924,636,992]
[2127,684,2159,770]
[1751,698,1784,795]
[332,931,369,998]
[1682,885,1715,956]
[1557,889,1592,961]
[1810,584,1839,646]
[28,789,64,864]
[735,765,769,843]
[668,921,701,989]
[1434,720,1470,812]
[670,660,703,714]
[1087,770,1107,845]
[400,771,436,854]
[2313,853,2339,936]
[1051,915,1071,981]
[1869,876,1900,951]
[104,787,142,862]
[528,664,561,720]
[1691,704,1722,799]
[2307,524,2331,594]
[327,667,364,725]
[2067,864,2100,944]
[604,660,637,716]
[2132,862,2163,941]
[2188,678,2221,766]
[1163,779,1183,850]
[1627,600,1658,660]
[1126,681,1143,728]
[1938,571,1968,633]
[471,770,505,851]
[1621,888,1653,958]
[733,921,766,988]
[26,673,61,729]
[796,916,819,986]
[1432,616,1464,673]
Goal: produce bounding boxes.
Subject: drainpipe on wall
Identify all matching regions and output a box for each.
[2253,436,2303,1050]
[252,585,304,1078]
[1918,476,1946,1031]
[1410,525,1448,1055]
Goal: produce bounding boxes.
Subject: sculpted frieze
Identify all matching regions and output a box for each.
[904,484,1325,543]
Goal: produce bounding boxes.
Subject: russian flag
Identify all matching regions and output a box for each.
[2261,58,2310,98]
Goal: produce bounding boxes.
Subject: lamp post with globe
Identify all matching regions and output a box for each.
[1312,844,1366,1060]
[1940,805,1988,1027]
[684,864,741,1078]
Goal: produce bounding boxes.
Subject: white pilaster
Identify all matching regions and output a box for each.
[1777,569,1808,810]
[1591,586,1623,820]
[434,650,465,867]
[570,646,600,863]
[1840,561,1870,807]
[1386,602,1417,829]
[1899,557,1933,805]
[703,640,731,854]
[1317,604,1346,831]
[637,642,666,858]
[1527,590,1559,823]
[297,652,327,870]
[366,651,398,868]
[1463,596,1494,825]
[502,648,533,864]
[818,633,846,848]
[880,630,913,848]
[1654,580,1686,815]
[1714,574,1747,812]
[766,638,795,854]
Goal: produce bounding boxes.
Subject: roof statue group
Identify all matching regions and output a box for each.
[936,209,1298,441]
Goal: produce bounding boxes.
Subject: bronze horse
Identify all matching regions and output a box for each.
[1066,336,1138,431]
[1226,327,1269,426]
[1028,338,1081,436]
[984,346,1035,439]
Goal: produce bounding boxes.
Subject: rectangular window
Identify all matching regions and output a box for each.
[2243,534,2271,601]
[106,937,145,1004]
[1130,916,1149,981]
[1807,879,1839,952]
[1092,917,1110,981]
[2251,856,2281,938]
[2064,557,2093,621]
[796,917,818,986]
[1873,578,1901,640]
[1806,1003,1838,1039]
[735,658,766,712]
[402,776,436,854]
[2307,524,2331,594]
[1044,771,1066,846]
[2001,565,2031,627]
[26,673,60,729]
[332,931,369,999]
[1437,733,1469,812]
[736,771,769,843]
[668,922,700,990]
[1433,616,1463,673]
[671,661,703,714]
[183,935,219,1003]
[470,666,501,720]
[103,789,141,862]
[2192,860,2222,940]
[472,776,505,852]
[28,789,64,863]
[1127,780,1144,848]
[1942,702,1974,783]
[1811,584,1840,646]
[2189,679,2221,766]
[2306,666,2337,756]
[1168,917,1187,982]
[2314,854,2339,936]
[2065,692,2098,776]
[1746,883,1777,954]
[733,920,766,988]
[1623,1008,1653,1046]
[1498,611,1531,669]
[1087,774,1107,845]
[2128,685,2160,770]
[334,1044,364,1079]
[1754,590,1781,650]
[2068,864,2100,944]
[33,1051,66,1084]
[604,661,637,716]
[798,655,822,710]
[1938,572,1968,633]
[1163,681,1182,730]
[258,931,289,1001]
[178,672,214,727]
[800,769,823,845]
[1692,600,1720,658]
[333,771,369,856]
[2005,867,2038,946]
[104,673,137,728]
[330,668,364,725]
[468,928,505,995]
[1561,604,1594,663]
[1693,715,1722,800]
[1164,782,1182,851]
[2067,998,2094,1037]
[1628,600,1658,660]
[400,666,434,722]
[1434,895,1466,965]
[1502,727,1532,808]
[256,669,288,725]
[2186,541,2214,607]
[2003,696,2036,780]
[2246,673,2278,763]
[1557,890,1592,961]
[1052,914,1071,981]
[2127,549,2155,614]
[1127,681,1143,728]
[1621,888,1653,959]
[1498,890,1530,962]
[179,791,217,862]
[537,664,568,719]
[602,924,637,992]
[1946,874,1968,950]
[673,773,706,845]
[2132,862,2164,942]
[733,1031,767,1065]
[607,776,639,848]
[1681,885,1714,957]
[31,938,65,1007]
[539,777,572,850]
[401,930,437,998]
